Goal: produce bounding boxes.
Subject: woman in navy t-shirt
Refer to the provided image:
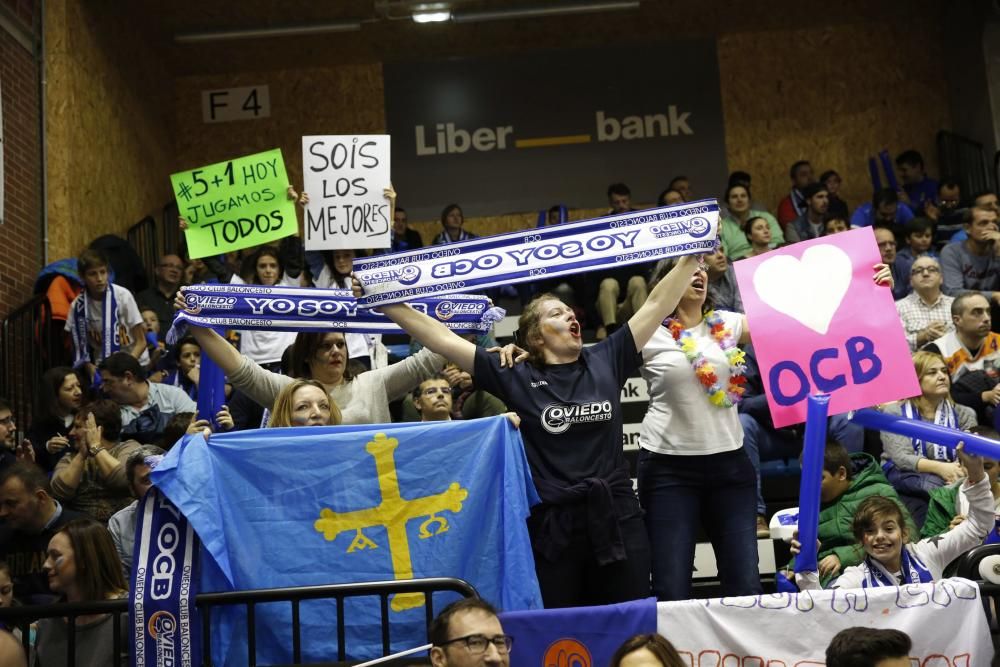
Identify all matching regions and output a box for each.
[356,255,702,607]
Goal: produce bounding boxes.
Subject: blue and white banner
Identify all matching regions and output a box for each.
[657,579,992,666]
[169,284,503,342]
[150,416,542,665]
[353,200,720,307]
[130,487,200,667]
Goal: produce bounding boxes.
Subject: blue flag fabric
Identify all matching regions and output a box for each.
[500,597,656,667]
[150,416,542,665]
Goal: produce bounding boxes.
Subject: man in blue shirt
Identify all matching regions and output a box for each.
[851,188,915,231]
[896,149,939,216]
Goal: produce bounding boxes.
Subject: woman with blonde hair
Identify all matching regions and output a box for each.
[269,379,343,428]
[35,518,128,666]
[881,350,977,525]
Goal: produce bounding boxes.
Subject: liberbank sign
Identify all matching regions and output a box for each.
[384,40,727,220]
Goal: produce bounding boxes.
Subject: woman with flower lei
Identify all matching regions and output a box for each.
[636,254,893,601]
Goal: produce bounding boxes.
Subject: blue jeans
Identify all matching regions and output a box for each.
[637,447,762,601]
[740,413,863,515]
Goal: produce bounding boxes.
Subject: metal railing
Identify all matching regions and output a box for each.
[937,130,994,198]
[0,577,478,666]
[994,150,1000,197]
[127,215,159,283]
[163,200,181,257]
[0,294,52,428]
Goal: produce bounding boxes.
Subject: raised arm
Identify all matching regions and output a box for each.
[353,279,476,372]
[627,254,701,350]
[379,304,476,373]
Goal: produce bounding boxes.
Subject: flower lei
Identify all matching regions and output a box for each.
[663,311,747,408]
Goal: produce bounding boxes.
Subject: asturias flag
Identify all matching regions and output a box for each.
[151,415,542,665]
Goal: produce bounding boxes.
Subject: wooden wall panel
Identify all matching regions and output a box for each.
[718,22,950,216]
[44,0,960,263]
[45,0,174,261]
[172,65,384,197]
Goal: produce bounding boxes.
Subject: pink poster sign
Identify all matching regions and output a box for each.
[733,226,920,428]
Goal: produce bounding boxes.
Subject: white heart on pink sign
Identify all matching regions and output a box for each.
[751,244,853,335]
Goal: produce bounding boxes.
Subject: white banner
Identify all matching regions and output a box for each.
[302,135,391,250]
[657,578,993,667]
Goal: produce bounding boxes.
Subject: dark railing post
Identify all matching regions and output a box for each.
[0,294,52,430]
[291,599,302,664]
[127,215,159,282]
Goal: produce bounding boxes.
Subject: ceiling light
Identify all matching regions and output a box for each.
[175,22,362,43]
[452,0,639,23]
[412,10,452,23]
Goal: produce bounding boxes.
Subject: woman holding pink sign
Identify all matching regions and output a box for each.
[637,256,894,601]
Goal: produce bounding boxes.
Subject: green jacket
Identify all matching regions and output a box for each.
[788,453,917,582]
[922,483,962,539]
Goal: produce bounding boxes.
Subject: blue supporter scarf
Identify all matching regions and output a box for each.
[353,200,720,307]
[860,547,933,588]
[70,287,121,367]
[131,484,201,667]
[167,285,503,343]
[902,401,958,461]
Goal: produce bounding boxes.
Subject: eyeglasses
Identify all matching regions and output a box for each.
[911,266,941,276]
[0,415,13,426]
[421,386,450,396]
[438,634,514,654]
[877,240,897,249]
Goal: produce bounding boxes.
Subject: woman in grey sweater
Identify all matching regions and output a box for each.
[188,325,446,425]
[880,350,977,525]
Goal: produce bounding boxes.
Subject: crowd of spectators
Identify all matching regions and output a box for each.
[1,148,999,662]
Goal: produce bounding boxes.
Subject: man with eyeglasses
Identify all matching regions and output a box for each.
[413,378,457,422]
[429,598,512,667]
[409,376,520,429]
[137,254,186,342]
[896,256,954,351]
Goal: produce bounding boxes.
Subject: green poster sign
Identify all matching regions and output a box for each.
[170,148,297,259]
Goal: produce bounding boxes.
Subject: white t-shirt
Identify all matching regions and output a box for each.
[230,273,299,365]
[313,264,381,362]
[639,310,744,456]
[65,284,149,365]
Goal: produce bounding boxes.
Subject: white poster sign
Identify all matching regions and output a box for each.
[302,135,391,251]
[657,578,993,667]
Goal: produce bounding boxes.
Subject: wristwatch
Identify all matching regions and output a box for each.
[88,445,105,457]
